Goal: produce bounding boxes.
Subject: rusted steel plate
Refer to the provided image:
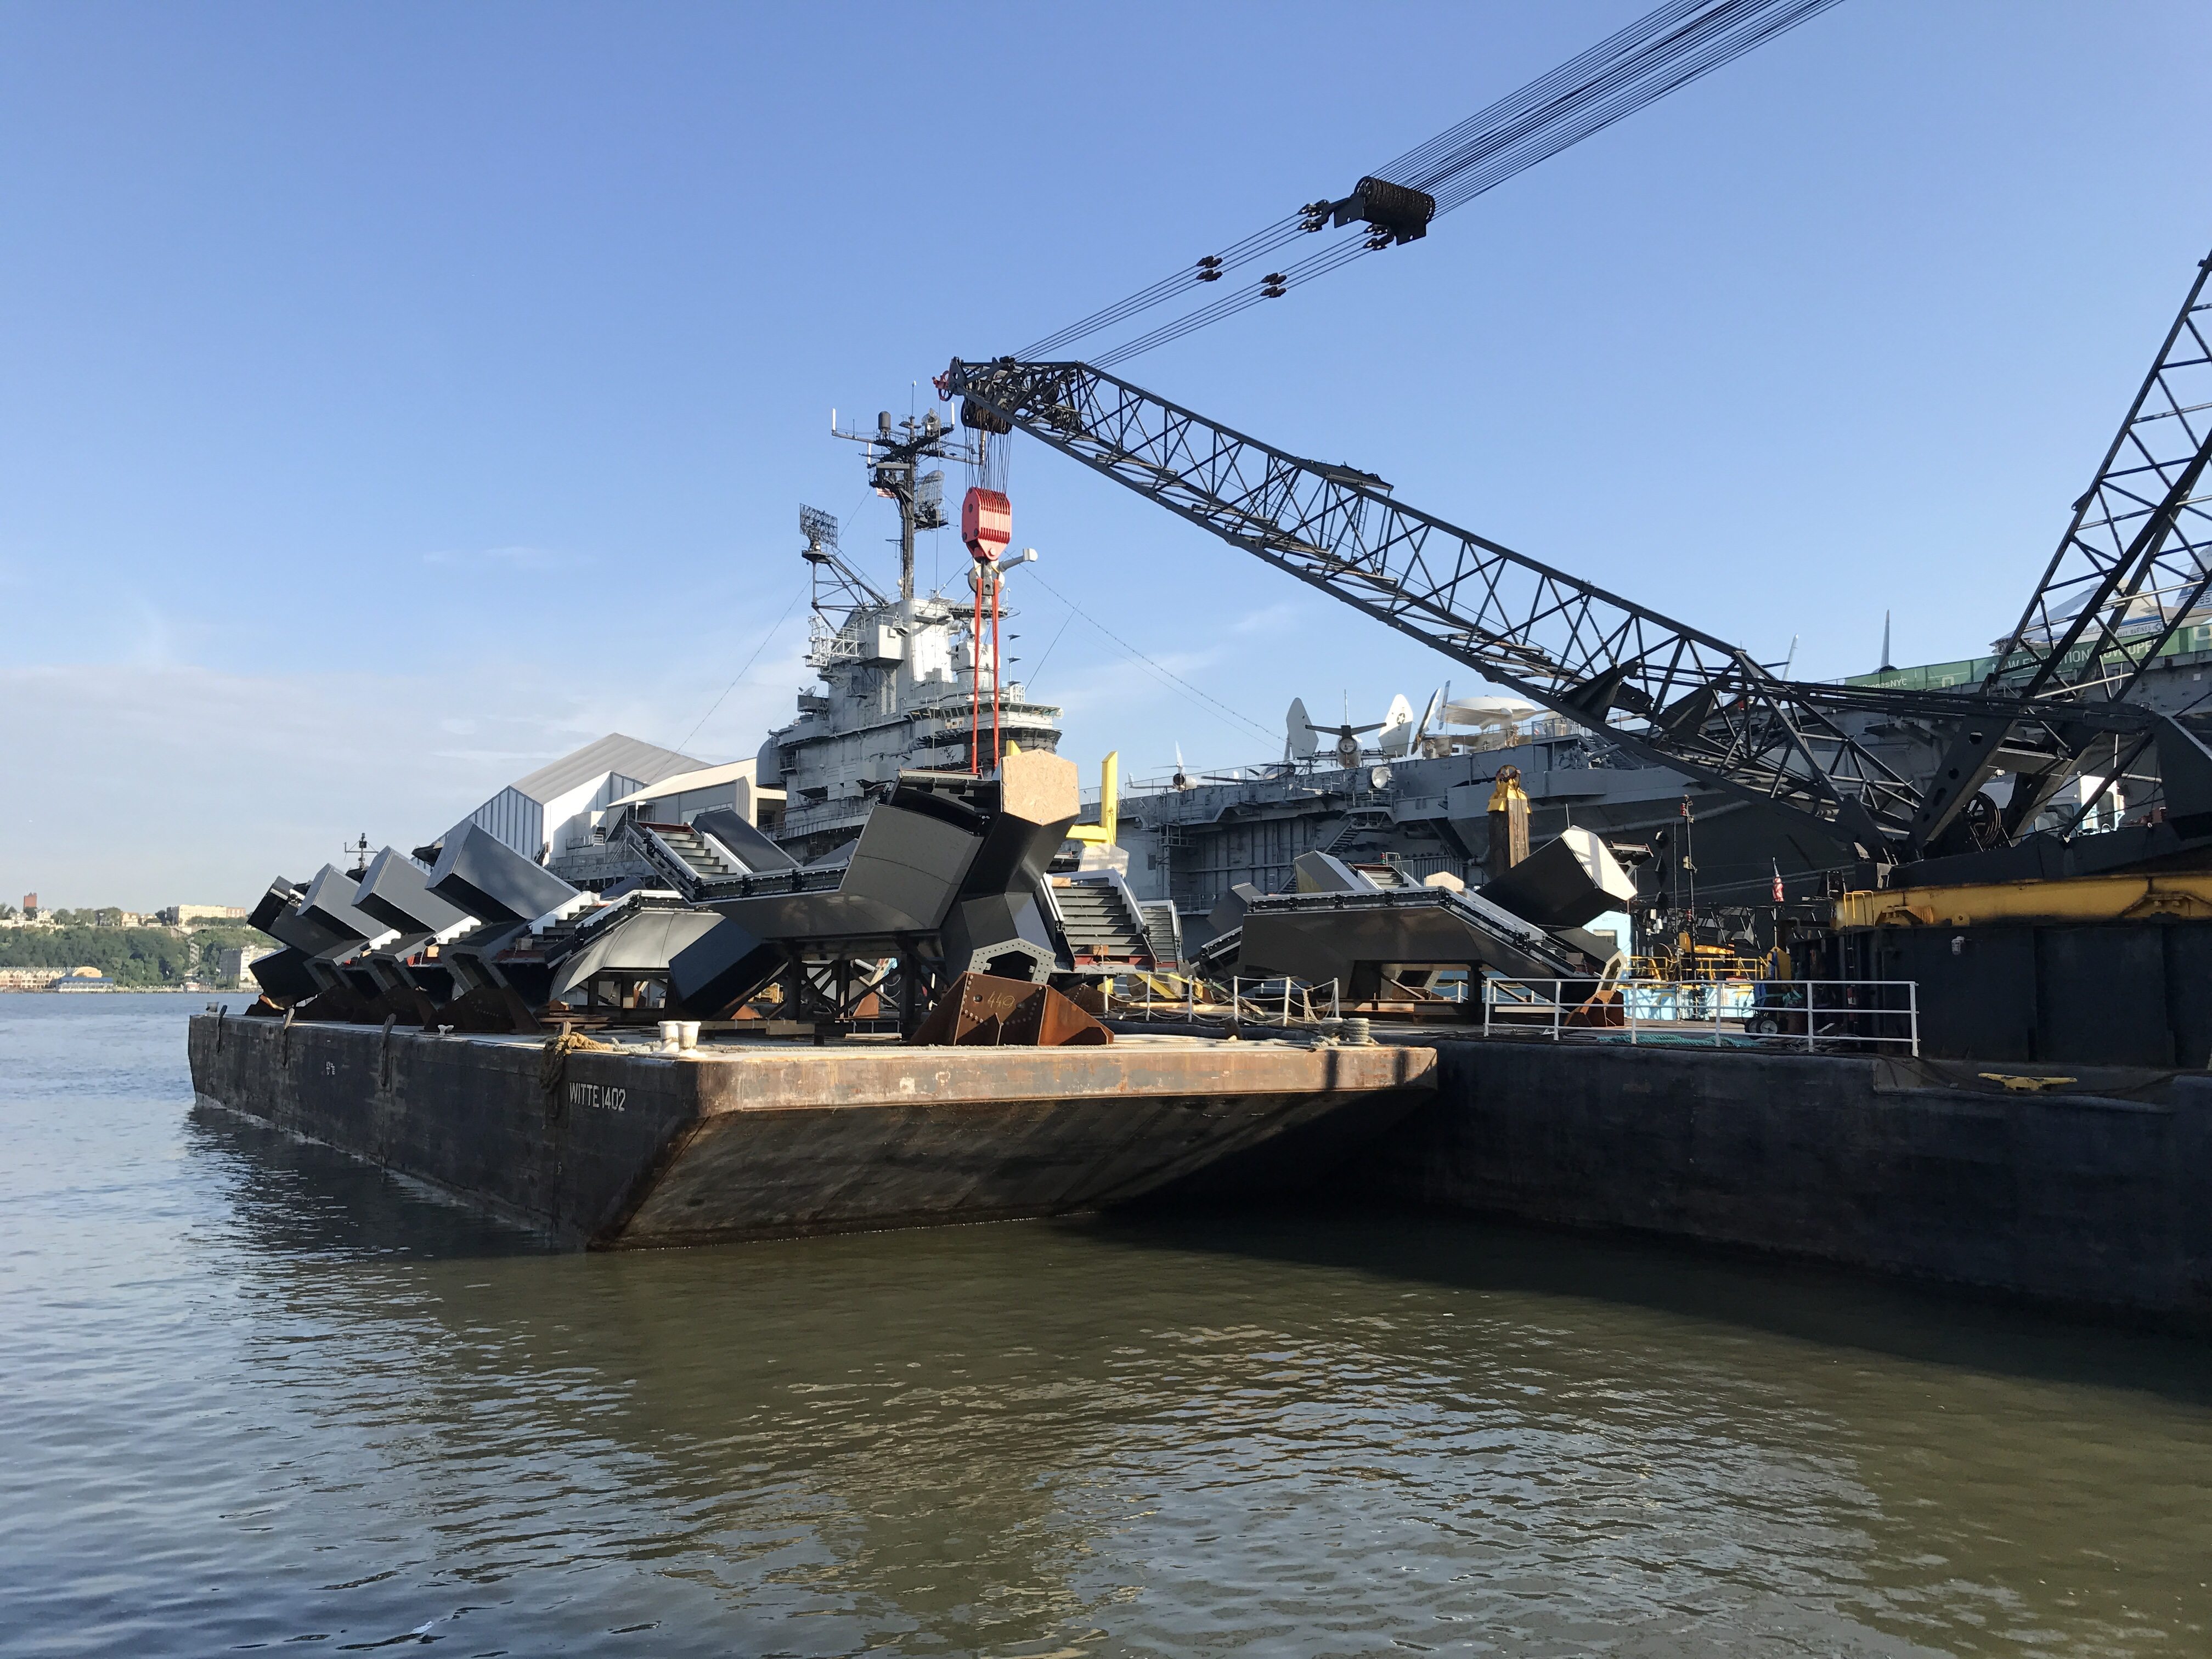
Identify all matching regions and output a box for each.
[909,971,1112,1047]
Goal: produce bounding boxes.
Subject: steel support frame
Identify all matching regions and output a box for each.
[1910,249,2212,848]
[777,944,909,1039]
[948,357,1931,851]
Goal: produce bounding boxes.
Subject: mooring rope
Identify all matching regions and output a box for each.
[538,1026,619,1105]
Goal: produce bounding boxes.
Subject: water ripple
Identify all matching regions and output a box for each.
[1,996,2207,1657]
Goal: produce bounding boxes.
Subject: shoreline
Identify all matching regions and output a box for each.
[0,985,239,995]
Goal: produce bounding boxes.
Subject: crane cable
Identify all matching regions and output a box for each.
[1021,0,1846,370]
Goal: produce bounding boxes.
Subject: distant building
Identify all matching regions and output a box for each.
[0,968,60,992]
[602,759,783,831]
[53,967,115,991]
[448,732,706,868]
[21,892,37,919]
[554,757,787,888]
[159,904,247,927]
[217,944,276,990]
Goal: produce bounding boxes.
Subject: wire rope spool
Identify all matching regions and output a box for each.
[1330,177,1436,244]
[960,396,1011,434]
[1010,0,1845,368]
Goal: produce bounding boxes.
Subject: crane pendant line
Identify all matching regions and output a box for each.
[943,356,1922,854]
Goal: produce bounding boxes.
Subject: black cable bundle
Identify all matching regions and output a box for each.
[1017,0,1843,369]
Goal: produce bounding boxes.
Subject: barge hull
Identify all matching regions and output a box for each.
[1356,1040,2212,1326]
[187,1013,1436,1247]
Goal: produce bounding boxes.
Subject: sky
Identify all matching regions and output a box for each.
[5,1,2212,909]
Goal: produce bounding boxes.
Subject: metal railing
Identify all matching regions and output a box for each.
[1225,975,1340,1027]
[774,798,870,840]
[1110,971,1342,1028]
[1482,977,1919,1054]
[1629,952,1784,983]
[1077,715,1652,803]
[1102,968,1917,1053]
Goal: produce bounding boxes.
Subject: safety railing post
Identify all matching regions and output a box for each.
[1483,978,1494,1039]
[1552,979,1562,1043]
[1805,982,1817,1053]
[1909,981,1920,1057]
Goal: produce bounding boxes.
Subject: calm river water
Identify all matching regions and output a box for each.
[3,994,2208,1657]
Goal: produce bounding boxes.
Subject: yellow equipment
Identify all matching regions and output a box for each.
[1635,936,1784,982]
[1066,750,1119,847]
[1485,764,1529,880]
[1833,871,2212,930]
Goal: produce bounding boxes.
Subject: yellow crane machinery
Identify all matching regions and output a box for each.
[1833,871,2212,930]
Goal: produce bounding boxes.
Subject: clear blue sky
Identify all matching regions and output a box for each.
[5,1,2211,908]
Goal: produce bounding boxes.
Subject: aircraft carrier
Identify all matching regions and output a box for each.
[1098,602,2212,966]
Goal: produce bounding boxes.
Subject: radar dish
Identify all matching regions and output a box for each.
[914,470,946,531]
[1285,697,1319,761]
[799,504,839,556]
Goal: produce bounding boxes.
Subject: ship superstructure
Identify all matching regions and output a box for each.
[760,413,1062,859]
[1101,708,1752,958]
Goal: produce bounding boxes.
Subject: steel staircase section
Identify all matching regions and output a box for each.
[1137,899,1183,969]
[1053,876,1156,969]
[619,820,750,902]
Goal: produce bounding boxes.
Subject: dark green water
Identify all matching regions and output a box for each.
[3,995,2208,1657]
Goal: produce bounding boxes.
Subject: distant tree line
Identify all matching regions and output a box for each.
[3,906,151,926]
[0,923,268,986]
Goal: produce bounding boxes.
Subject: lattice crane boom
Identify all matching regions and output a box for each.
[1909,245,2212,848]
[941,356,1930,854]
